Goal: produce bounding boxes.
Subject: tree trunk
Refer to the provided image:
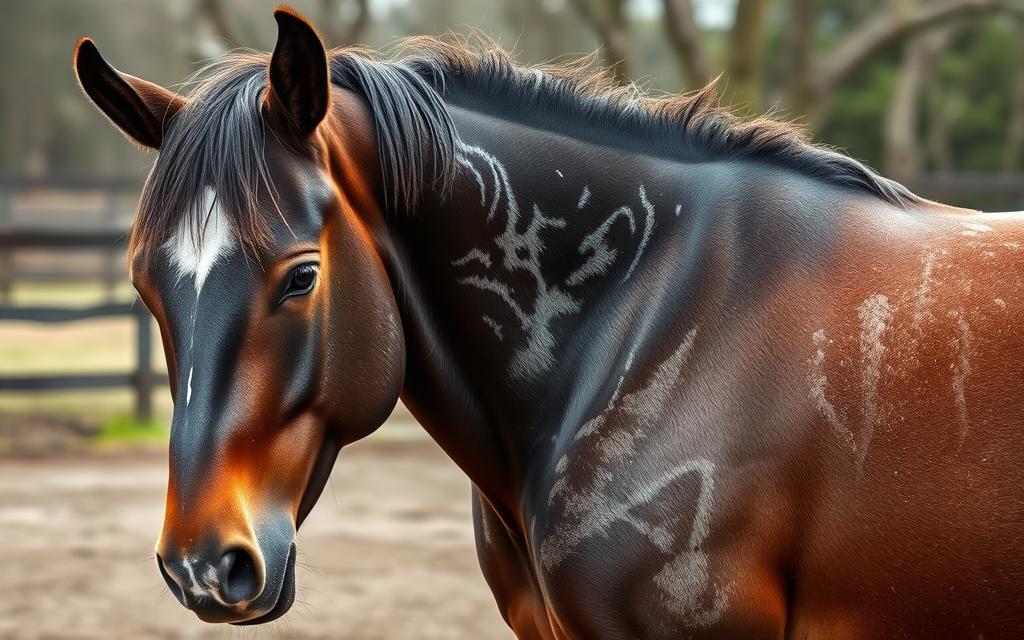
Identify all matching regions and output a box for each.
[662,0,712,89]
[884,24,955,183]
[785,0,817,121]
[799,0,1024,128]
[1003,19,1024,171]
[570,0,632,83]
[724,0,769,113]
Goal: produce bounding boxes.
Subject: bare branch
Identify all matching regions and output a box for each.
[884,24,956,182]
[724,0,769,111]
[569,0,632,82]
[819,0,1024,94]
[320,0,371,48]
[784,0,816,113]
[1003,18,1024,171]
[661,0,712,88]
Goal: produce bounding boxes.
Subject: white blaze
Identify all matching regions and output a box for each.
[166,187,235,294]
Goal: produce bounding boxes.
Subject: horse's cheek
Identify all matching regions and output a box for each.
[321,230,405,442]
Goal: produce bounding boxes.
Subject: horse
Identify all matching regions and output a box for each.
[73,7,1024,638]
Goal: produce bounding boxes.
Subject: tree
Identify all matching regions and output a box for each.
[658,0,1024,125]
[569,0,632,82]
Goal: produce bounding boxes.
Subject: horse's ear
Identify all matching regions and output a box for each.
[266,7,330,139]
[73,38,184,150]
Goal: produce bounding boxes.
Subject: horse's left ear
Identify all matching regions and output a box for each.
[73,37,184,150]
[267,7,330,139]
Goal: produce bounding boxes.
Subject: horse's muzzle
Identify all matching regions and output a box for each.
[155,536,296,624]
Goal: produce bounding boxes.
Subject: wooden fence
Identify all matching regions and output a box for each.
[0,172,1020,421]
[0,175,165,420]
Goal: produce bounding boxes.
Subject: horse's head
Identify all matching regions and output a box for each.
[74,8,404,624]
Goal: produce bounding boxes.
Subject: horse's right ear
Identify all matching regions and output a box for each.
[73,37,184,150]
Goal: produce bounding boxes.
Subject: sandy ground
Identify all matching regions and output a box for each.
[0,433,515,640]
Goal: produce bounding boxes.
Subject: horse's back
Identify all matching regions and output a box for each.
[494,202,1024,638]
[786,204,1024,637]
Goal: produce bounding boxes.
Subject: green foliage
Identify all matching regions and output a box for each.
[820,56,899,170]
[1,0,1020,178]
[94,414,168,444]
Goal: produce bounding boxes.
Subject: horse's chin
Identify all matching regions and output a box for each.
[231,543,297,626]
[295,432,342,528]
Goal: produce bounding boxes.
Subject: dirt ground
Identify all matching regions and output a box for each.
[0,431,515,640]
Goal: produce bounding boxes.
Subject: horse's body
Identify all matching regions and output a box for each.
[74,8,1024,638]
[403,107,1024,638]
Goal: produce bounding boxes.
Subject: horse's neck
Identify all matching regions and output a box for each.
[380,106,717,514]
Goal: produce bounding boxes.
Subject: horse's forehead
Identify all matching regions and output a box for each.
[164,186,237,294]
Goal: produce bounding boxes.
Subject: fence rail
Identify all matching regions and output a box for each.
[0,172,1021,422]
[0,197,162,421]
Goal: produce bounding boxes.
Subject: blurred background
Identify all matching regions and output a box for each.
[0,0,1022,638]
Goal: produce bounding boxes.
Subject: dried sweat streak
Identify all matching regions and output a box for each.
[950,308,973,449]
[623,185,656,282]
[857,294,892,466]
[544,330,699,568]
[452,248,492,268]
[453,143,581,378]
[482,315,503,341]
[576,186,591,210]
[808,329,856,454]
[566,205,636,286]
[912,253,936,329]
[540,329,728,626]
[961,221,994,237]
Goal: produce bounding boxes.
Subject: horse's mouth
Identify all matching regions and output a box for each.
[232,435,337,626]
[295,433,342,528]
[232,543,297,626]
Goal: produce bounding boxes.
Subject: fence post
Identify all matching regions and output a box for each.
[0,186,11,301]
[134,304,153,421]
[104,189,118,302]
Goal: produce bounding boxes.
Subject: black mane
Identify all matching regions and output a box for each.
[132,39,920,257]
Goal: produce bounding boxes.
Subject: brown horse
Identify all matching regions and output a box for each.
[74,7,1024,638]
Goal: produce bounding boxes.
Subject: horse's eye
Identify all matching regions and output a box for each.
[279,263,319,303]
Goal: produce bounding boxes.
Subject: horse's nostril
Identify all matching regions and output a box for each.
[218,548,259,605]
[156,553,186,606]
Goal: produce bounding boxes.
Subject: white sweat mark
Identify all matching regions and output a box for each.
[622,185,655,282]
[452,248,492,269]
[961,221,995,237]
[566,205,636,286]
[456,153,488,207]
[963,222,993,233]
[541,330,729,627]
[911,253,936,329]
[808,329,855,454]
[543,329,699,568]
[481,315,503,341]
[857,294,892,467]
[203,565,220,589]
[653,460,732,629]
[950,309,973,450]
[453,142,580,379]
[576,186,591,210]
